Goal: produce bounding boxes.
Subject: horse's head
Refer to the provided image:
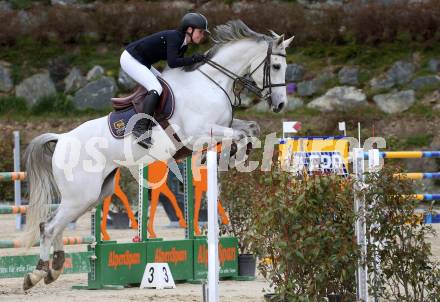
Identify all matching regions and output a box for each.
[249,33,294,113]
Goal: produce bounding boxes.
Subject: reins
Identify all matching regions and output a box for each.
[196,41,286,125]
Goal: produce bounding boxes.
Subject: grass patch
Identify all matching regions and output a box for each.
[414,83,440,100]
[31,94,76,115]
[0,96,28,115]
[287,41,440,84]
[386,133,434,150]
[403,134,434,148]
[0,38,65,83]
[0,94,110,120]
[406,103,439,118]
[70,44,123,75]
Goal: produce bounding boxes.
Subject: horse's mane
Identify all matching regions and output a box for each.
[182,20,273,72]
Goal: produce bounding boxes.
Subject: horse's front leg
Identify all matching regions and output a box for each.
[186,123,247,145]
[231,118,261,138]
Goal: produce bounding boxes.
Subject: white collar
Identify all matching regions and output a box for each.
[181,38,188,48]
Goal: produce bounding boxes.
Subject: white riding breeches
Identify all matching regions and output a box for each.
[120,50,163,94]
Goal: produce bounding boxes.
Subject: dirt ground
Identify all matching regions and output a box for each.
[0,205,271,302]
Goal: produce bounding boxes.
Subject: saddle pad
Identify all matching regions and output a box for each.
[108,107,136,138]
[111,78,175,121]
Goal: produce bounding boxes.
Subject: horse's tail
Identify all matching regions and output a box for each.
[21,133,60,249]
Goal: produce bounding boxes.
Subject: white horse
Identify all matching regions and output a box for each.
[22,20,293,290]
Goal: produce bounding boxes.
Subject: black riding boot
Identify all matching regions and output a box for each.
[132,90,160,148]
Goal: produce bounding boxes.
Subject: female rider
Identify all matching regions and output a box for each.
[120,12,209,146]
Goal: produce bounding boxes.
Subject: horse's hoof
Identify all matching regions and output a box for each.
[23,273,35,291]
[23,270,46,291]
[44,269,62,285]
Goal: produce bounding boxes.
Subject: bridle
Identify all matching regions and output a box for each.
[197,41,286,109]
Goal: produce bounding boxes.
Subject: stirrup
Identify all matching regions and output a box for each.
[132,123,153,148]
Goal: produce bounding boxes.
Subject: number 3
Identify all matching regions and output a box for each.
[148,267,154,282]
[163,267,169,283]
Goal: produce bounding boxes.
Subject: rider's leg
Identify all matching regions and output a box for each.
[120,50,162,147]
[120,50,163,94]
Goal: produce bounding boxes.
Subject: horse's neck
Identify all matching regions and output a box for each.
[201,40,266,83]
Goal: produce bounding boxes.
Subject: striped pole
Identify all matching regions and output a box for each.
[364,151,440,159]
[0,204,59,215]
[0,172,26,182]
[414,194,440,201]
[394,172,440,180]
[13,131,22,230]
[0,235,95,249]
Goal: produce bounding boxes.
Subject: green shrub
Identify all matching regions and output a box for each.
[1,0,439,48]
[221,153,440,301]
[10,0,32,10]
[365,168,440,301]
[0,96,28,115]
[31,94,75,115]
[220,167,259,254]
[250,169,358,301]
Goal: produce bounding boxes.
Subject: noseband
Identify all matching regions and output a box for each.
[197,41,286,109]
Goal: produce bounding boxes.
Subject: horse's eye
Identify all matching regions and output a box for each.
[273,64,281,70]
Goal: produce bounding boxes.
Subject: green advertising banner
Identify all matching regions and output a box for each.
[193,237,238,280]
[146,240,194,281]
[0,252,91,278]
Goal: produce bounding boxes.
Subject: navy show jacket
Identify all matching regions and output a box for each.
[125,30,196,68]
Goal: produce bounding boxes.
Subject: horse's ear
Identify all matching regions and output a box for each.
[275,34,285,47]
[269,30,280,39]
[283,36,295,48]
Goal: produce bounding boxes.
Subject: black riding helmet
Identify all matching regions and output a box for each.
[178,12,211,41]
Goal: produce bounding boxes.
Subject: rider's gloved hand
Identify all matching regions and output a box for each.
[191,53,206,63]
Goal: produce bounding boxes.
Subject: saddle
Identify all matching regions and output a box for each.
[108,77,175,138]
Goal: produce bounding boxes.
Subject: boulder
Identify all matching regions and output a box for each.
[286,96,304,111]
[231,1,255,13]
[86,65,105,81]
[428,59,440,73]
[297,79,320,97]
[15,72,56,106]
[73,77,118,110]
[251,100,270,112]
[387,60,415,85]
[307,86,366,112]
[373,90,416,114]
[0,1,12,12]
[410,75,440,91]
[297,72,334,97]
[370,75,395,91]
[51,0,78,5]
[285,64,304,82]
[421,90,440,106]
[338,66,359,86]
[117,68,137,91]
[0,63,13,92]
[64,67,87,94]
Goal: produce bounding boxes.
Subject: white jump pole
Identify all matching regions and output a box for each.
[353,148,369,302]
[207,149,219,302]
